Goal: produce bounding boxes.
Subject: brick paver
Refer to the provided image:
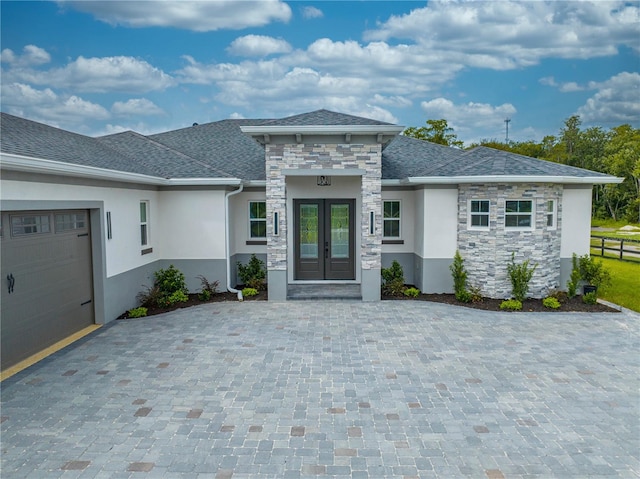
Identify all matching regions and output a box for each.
[1,301,638,478]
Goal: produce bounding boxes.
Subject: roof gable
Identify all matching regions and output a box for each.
[264,109,393,126]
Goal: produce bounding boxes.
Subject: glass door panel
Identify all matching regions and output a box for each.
[330,204,349,259]
[299,204,319,259]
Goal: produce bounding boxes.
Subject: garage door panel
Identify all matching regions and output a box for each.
[1,210,94,370]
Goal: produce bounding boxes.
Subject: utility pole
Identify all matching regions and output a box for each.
[504,118,511,143]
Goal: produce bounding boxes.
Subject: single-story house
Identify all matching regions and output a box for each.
[0,109,620,370]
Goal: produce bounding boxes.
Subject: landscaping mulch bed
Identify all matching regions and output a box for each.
[383,292,620,313]
[117,290,267,319]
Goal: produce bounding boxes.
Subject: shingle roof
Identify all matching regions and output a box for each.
[148,119,269,180]
[0,112,159,177]
[263,109,394,126]
[1,110,615,183]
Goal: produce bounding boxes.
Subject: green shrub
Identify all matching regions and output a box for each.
[542,297,561,309]
[154,264,187,295]
[507,253,537,302]
[128,306,148,318]
[242,287,258,297]
[404,287,420,298]
[567,254,581,298]
[500,299,522,311]
[237,254,266,290]
[577,254,611,289]
[582,291,598,305]
[198,289,211,301]
[381,261,406,296]
[450,251,469,302]
[161,290,189,307]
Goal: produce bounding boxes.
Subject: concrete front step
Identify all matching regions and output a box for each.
[287,284,362,300]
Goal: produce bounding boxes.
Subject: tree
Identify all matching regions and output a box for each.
[403,119,464,148]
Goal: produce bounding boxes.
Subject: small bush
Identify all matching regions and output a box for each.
[155,264,187,295]
[500,299,522,311]
[542,297,561,309]
[547,289,568,302]
[136,284,163,308]
[582,291,598,305]
[242,287,258,297]
[404,287,420,298]
[468,285,484,303]
[507,253,537,302]
[128,306,148,318]
[198,289,211,301]
[567,254,581,298]
[381,261,406,296]
[577,254,611,289]
[160,290,189,307]
[238,255,266,290]
[197,275,219,295]
[450,251,469,301]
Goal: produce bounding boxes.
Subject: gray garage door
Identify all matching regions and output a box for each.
[1,210,94,371]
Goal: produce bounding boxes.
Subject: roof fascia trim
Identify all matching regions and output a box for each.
[403,175,623,185]
[240,125,405,135]
[0,153,241,186]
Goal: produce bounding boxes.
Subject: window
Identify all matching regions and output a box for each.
[469,200,490,229]
[383,201,401,238]
[546,200,557,229]
[249,201,266,238]
[55,213,86,232]
[505,200,533,229]
[11,214,51,236]
[140,201,149,246]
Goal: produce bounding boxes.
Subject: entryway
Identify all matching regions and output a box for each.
[294,199,355,280]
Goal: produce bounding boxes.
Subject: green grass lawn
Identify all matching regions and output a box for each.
[598,257,640,312]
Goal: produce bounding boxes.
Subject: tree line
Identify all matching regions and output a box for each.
[403,117,640,223]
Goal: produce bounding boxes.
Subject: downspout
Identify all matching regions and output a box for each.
[225,183,244,300]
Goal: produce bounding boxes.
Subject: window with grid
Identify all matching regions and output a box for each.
[55,213,86,232]
[505,200,533,229]
[546,200,556,229]
[469,200,490,229]
[140,201,149,246]
[383,201,401,238]
[11,214,51,236]
[249,201,266,238]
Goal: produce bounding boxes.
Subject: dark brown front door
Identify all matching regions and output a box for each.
[294,199,355,280]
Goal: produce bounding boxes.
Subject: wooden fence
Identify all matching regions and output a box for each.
[590,236,640,262]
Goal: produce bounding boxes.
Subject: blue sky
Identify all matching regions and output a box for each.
[1,1,638,145]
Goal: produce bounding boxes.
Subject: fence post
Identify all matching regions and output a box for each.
[620,239,624,260]
[600,237,605,256]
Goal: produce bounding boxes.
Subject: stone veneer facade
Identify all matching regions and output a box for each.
[457,183,563,299]
[265,143,382,295]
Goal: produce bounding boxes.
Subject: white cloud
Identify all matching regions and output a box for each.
[577,72,640,125]
[112,98,164,117]
[227,35,292,57]
[229,112,245,119]
[1,45,51,66]
[419,97,517,143]
[365,1,640,69]
[61,0,291,31]
[5,55,176,93]
[1,82,110,129]
[301,6,323,19]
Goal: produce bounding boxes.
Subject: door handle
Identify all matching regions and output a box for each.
[325,241,329,259]
[7,274,15,294]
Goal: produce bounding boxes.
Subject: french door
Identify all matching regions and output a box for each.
[294,199,355,280]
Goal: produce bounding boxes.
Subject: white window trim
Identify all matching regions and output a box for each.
[546,199,557,230]
[248,200,267,239]
[140,200,150,246]
[383,200,401,239]
[467,199,490,231]
[504,199,535,231]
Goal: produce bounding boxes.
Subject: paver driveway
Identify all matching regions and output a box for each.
[1,301,639,478]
